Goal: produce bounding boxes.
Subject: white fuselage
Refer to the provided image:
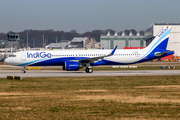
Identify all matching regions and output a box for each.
[4,49,144,66]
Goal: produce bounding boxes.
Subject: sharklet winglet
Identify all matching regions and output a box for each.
[110,46,118,55]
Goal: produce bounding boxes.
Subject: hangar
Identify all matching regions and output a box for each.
[101,31,145,49]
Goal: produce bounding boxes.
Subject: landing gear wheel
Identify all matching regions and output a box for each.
[21,70,26,74]
[85,68,89,73]
[88,68,93,73]
[85,68,93,73]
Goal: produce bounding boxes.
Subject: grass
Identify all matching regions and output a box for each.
[0,76,180,119]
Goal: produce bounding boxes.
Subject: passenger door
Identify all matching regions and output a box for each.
[21,51,26,61]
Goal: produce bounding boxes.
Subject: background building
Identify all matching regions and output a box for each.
[46,41,68,50]
[101,31,145,49]
[67,37,100,49]
[7,31,20,48]
[144,23,180,56]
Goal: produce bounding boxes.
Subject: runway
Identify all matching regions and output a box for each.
[0,69,180,78]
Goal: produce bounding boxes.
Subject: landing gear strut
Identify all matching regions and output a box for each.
[85,68,93,73]
[21,66,26,73]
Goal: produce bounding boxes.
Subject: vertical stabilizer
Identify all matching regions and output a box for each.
[145,26,171,51]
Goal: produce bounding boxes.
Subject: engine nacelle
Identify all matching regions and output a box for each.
[63,61,80,71]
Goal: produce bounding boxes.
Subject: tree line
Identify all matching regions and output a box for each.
[0,29,144,48]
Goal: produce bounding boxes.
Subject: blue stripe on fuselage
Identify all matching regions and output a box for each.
[19,57,89,66]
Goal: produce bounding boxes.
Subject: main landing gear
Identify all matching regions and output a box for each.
[85,63,93,73]
[85,68,93,73]
[21,66,26,73]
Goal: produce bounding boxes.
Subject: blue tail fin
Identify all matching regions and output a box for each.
[145,26,172,53]
[142,26,174,60]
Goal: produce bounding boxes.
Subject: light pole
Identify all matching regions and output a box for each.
[33,39,35,48]
[27,32,28,48]
[42,35,44,48]
[56,36,58,43]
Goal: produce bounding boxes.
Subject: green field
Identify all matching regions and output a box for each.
[1,76,180,119]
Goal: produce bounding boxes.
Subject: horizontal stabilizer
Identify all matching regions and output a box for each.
[155,51,174,57]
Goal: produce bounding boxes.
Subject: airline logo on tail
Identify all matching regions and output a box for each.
[157,27,169,38]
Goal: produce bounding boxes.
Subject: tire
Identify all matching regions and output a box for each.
[21,70,26,74]
[88,68,93,73]
[85,68,89,73]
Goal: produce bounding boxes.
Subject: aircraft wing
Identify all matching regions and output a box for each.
[79,46,117,63]
[155,51,174,57]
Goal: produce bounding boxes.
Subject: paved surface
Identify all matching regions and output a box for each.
[0,69,180,78]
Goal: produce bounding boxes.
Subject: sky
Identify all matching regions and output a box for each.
[0,0,180,33]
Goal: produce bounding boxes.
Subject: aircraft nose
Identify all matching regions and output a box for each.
[4,58,10,64]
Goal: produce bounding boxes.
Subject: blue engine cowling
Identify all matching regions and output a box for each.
[63,61,80,71]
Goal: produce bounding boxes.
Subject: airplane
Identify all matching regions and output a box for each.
[4,26,174,73]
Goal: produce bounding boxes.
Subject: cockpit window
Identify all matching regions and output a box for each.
[9,54,16,57]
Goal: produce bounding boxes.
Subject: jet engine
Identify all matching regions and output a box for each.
[62,61,80,71]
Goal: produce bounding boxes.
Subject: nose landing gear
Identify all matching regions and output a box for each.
[21,66,26,73]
